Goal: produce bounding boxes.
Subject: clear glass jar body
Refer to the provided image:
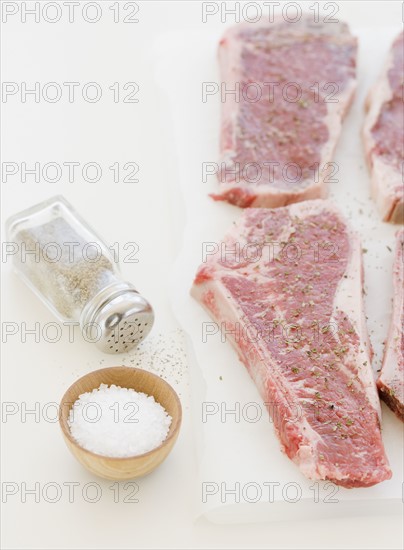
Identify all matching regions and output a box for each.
[6,195,122,322]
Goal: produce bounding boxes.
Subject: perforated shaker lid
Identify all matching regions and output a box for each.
[80,283,154,353]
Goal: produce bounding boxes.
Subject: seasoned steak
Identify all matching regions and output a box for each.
[363,32,404,224]
[213,17,357,207]
[377,229,404,420]
[192,200,391,487]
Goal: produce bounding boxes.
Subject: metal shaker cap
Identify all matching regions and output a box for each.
[80,282,154,353]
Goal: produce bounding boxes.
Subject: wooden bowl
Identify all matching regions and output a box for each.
[59,366,182,480]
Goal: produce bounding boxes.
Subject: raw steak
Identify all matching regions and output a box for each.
[363,32,404,224]
[213,17,357,207]
[192,200,391,487]
[377,229,404,420]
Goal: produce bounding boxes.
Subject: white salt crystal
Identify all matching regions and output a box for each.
[68,383,172,458]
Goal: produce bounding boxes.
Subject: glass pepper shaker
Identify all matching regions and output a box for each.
[6,195,154,353]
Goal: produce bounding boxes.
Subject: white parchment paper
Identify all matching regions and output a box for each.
[155,25,404,523]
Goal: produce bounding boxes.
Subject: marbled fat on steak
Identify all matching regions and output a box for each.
[213,17,357,207]
[192,200,391,487]
[363,32,404,224]
[377,229,404,420]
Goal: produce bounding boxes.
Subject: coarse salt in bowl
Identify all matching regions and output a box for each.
[68,383,173,458]
[59,367,182,480]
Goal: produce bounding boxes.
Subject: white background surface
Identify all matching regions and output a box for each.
[1,1,403,548]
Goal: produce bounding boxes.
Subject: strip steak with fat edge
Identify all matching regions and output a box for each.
[377,229,404,420]
[363,32,404,224]
[213,17,357,207]
[192,200,391,487]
